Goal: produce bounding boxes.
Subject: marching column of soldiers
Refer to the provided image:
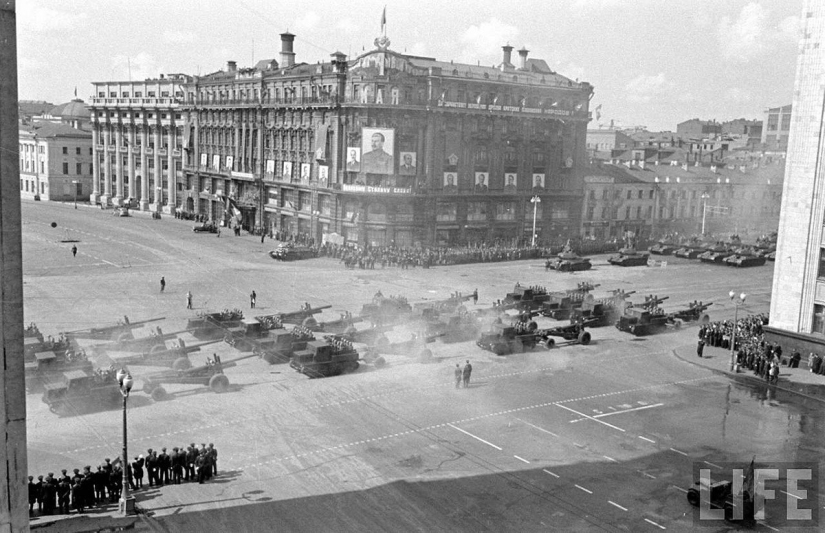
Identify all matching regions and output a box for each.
[28,443,218,517]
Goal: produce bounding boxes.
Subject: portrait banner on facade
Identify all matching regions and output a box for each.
[212,154,220,170]
[505,173,518,190]
[282,161,293,181]
[361,127,395,174]
[266,160,275,174]
[399,152,416,175]
[443,172,458,189]
[300,163,311,182]
[474,172,488,191]
[346,147,361,172]
[200,153,207,167]
[226,155,234,170]
[532,173,545,189]
[319,165,329,183]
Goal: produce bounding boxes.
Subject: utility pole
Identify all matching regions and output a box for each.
[0,2,31,529]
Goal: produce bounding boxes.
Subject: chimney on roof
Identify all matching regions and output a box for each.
[280,32,296,68]
[518,47,529,70]
[227,61,237,72]
[501,44,514,68]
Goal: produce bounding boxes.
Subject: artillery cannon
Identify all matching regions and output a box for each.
[141,353,258,400]
[537,321,592,347]
[307,312,364,334]
[569,290,636,328]
[61,315,166,343]
[251,325,316,364]
[539,283,600,320]
[671,301,713,323]
[257,303,332,327]
[359,294,412,326]
[502,284,552,312]
[186,309,244,340]
[107,338,223,370]
[90,326,194,354]
[341,324,395,346]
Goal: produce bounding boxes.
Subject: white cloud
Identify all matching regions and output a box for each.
[408,42,429,57]
[336,18,359,35]
[554,61,585,82]
[724,87,752,103]
[718,3,799,62]
[459,18,519,64]
[295,11,320,32]
[111,53,163,82]
[570,0,622,11]
[163,30,197,44]
[17,3,88,32]
[18,56,46,72]
[624,72,672,103]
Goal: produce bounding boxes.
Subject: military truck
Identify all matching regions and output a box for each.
[502,285,552,312]
[539,283,599,320]
[290,336,360,378]
[252,326,316,364]
[360,294,412,326]
[25,350,94,391]
[42,369,122,416]
[476,321,543,356]
[616,307,676,336]
[569,290,635,328]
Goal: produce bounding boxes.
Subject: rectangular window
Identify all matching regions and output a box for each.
[495,201,515,220]
[75,147,81,155]
[436,202,457,222]
[626,190,632,200]
[76,163,82,175]
[62,147,68,154]
[814,304,825,335]
[467,201,488,221]
[637,190,643,199]
[63,162,69,175]
[625,206,631,219]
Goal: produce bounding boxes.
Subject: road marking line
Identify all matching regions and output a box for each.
[543,469,559,478]
[643,472,656,479]
[781,489,802,500]
[571,403,665,423]
[703,461,721,469]
[609,500,628,511]
[556,404,626,432]
[514,455,530,464]
[763,525,779,532]
[671,486,688,493]
[575,484,592,494]
[670,448,689,456]
[603,455,618,462]
[515,418,558,438]
[639,436,656,443]
[447,424,502,451]
[644,518,666,529]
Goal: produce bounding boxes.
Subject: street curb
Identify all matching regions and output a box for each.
[671,345,825,404]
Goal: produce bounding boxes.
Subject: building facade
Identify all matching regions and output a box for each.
[676,118,722,137]
[180,32,592,247]
[18,122,93,202]
[767,0,825,352]
[88,75,190,210]
[761,104,792,151]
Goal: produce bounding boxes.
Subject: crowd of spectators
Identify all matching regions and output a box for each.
[29,443,217,517]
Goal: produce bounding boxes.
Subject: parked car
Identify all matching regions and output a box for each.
[193,221,218,233]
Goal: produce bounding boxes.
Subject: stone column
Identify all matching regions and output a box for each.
[153,126,161,208]
[102,126,112,204]
[166,127,175,214]
[0,4,31,530]
[127,125,136,201]
[114,125,124,203]
[140,127,149,211]
[91,126,101,203]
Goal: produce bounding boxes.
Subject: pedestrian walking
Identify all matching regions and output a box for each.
[462,360,472,388]
[697,339,705,358]
[261,232,265,243]
[160,277,166,293]
[250,290,256,309]
[71,245,77,257]
[454,364,462,388]
[186,291,193,309]
[216,227,221,238]
[472,288,478,305]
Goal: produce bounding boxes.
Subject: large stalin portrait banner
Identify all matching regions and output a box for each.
[361,127,395,174]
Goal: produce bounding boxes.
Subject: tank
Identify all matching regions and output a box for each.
[724,249,767,267]
[673,237,707,259]
[648,237,678,255]
[608,246,649,267]
[549,241,592,272]
[698,242,735,264]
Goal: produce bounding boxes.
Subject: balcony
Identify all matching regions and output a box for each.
[90,97,181,108]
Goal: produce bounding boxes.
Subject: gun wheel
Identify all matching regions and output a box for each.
[151,387,167,401]
[172,357,191,371]
[209,373,229,392]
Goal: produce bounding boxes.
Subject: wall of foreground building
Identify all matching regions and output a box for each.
[766,0,825,355]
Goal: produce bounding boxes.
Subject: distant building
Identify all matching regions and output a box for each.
[761,104,792,151]
[18,100,54,124]
[580,159,784,241]
[586,129,634,160]
[676,118,722,137]
[34,99,92,131]
[18,122,93,202]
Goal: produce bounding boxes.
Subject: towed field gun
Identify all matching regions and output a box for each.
[268,303,332,326]
[62,315,166,342]
[42,367,122,416]
[290,335,360,378]
[616,295,674,336]
[141,353,259,400]
[90,326,195,354]
[341,324,395,346]
[671,301,713,324]
[302,311,364,334]
[187,309,244,340]
[477,317,592,356]
[107,338,223,370]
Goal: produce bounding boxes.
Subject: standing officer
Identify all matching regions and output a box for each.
[454,364,462,388]
[71,245,77,257]
[462,360,472,388]
[160,277,166,293]
[250,291,257,309]
[697,338,705,358]
[158,448,170,485]
[472,289,478,305]
[186,291,193,309]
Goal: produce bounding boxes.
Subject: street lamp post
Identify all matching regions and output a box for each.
[530,195,541,247]
[72,180,79,209]
[701,192,710,235]
[116,368,135,515]
[729,291,746,372]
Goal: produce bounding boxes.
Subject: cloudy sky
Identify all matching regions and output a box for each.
[17,0,801,131]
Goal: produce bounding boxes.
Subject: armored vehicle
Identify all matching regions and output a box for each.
[608,247,649,267]
[548,241,592,272]
[269,243,317,261]
[290,336,360,378]
[539,283,599,320]
[42,369,122,416]
[360,294,412,326]
[477,321,542,355]
[698,242,736,264]
[724,249,767,268]
[648,237,679,256]
[674,237,708,259]
[503,284,552,312]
